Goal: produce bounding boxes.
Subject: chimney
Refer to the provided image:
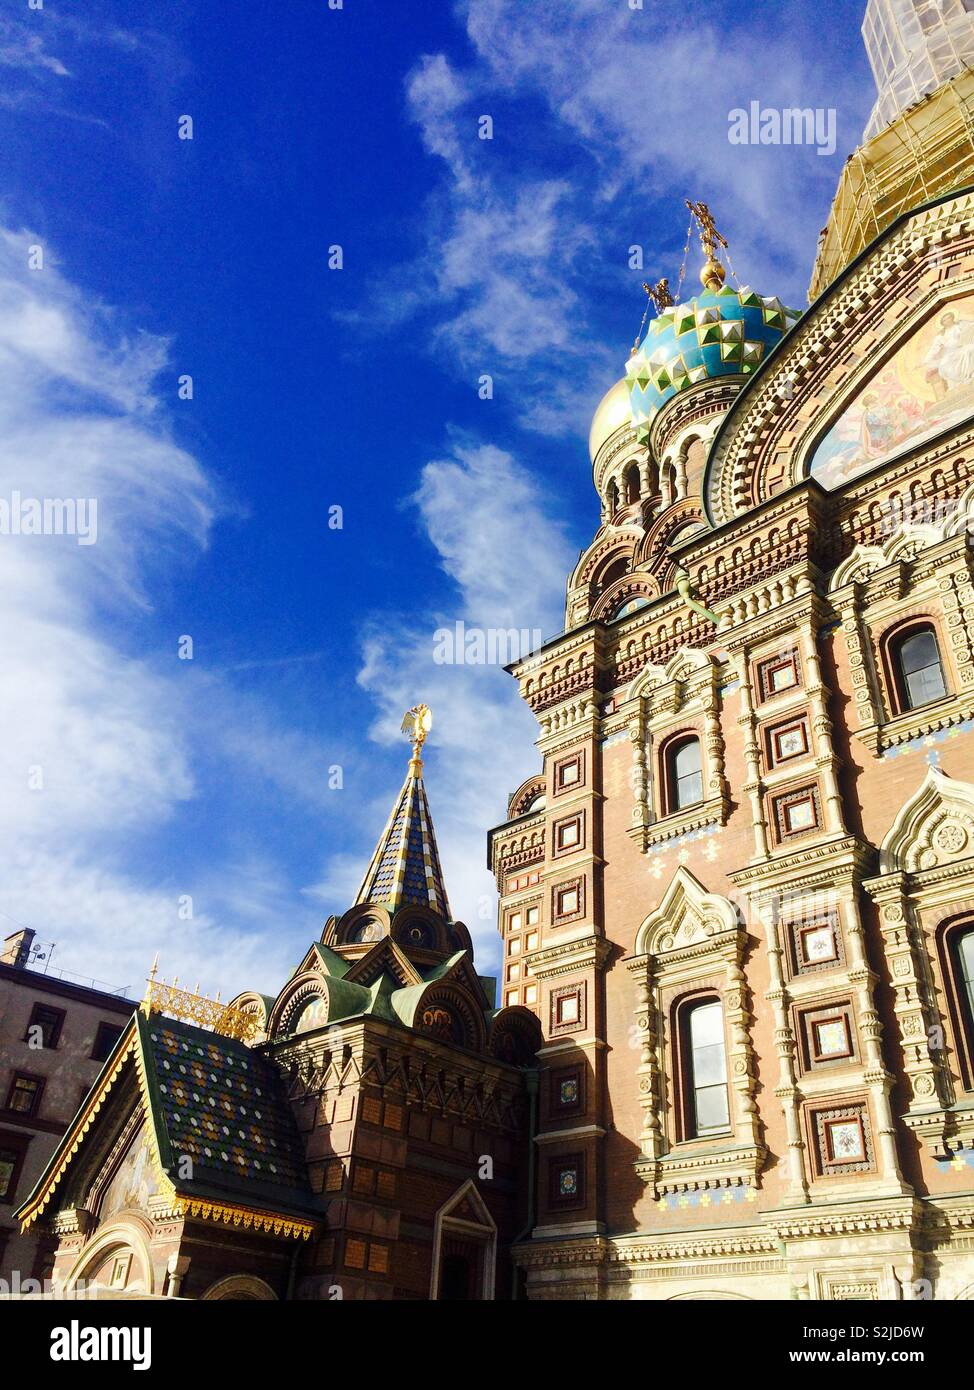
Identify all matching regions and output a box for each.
[1,928,36,969]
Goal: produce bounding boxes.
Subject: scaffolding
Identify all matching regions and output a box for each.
[808,67,974,302]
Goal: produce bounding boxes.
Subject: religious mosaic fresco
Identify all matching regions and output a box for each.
[809,293,974,488]
[98,1126,159,1222]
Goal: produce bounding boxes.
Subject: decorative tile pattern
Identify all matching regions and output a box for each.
[626,286,800,438]
[549,1152,585,1207]
[354,769,450,917]
[148,1017,315,1215]
[810,1101,874,1177]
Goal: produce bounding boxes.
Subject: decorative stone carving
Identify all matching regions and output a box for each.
[626,868,764,1197]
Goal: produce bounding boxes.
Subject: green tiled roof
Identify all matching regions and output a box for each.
[139,1013,319,1219]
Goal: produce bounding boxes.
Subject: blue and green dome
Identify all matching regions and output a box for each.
[626,284,801,441]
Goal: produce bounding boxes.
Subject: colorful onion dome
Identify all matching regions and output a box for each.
[625,284,801,441]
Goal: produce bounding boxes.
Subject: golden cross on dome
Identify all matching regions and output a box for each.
[401,703,433,773]
[685,199,728,291]
[643,277,674,314]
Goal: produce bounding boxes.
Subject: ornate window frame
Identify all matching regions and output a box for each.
[625,868,764,1197]
[829,523,974,755]
[864,767,974,1157]
[623,648,729,851]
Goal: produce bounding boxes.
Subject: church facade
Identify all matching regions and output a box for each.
[491,0,974,1301]
[19,0,974,1301]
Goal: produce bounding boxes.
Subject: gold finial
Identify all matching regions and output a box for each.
[643,277,674,314]
[400,703,433,775]
[685,199,728,291]
[142,952,160,1015]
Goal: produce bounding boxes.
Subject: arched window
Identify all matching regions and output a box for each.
[624,463,641,505]
[665,735,702,812]
[679,998,730,1138]
[891,624,947,711]
[606,480,619,517]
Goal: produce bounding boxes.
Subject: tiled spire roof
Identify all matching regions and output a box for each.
[354,754,451,919]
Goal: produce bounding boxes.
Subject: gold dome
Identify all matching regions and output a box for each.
[588,378,634,464]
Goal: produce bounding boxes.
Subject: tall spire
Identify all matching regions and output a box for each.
[862,0,974,139]
[354,705,451,919]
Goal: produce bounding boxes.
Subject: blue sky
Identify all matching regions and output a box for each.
[0,0,875,999]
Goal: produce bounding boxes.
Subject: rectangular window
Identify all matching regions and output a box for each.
[525,931,538,952]
[508,936,521,956]
[91,1022,124,1063]
[524,983,538,1005]
[508,911,522,933]
[353,1166,375,1195]
[6,1075,43,1116]
[506,989,519,1007]
[526,906,540,926]
[687,1002,730,1137]
[25,1004,64,1050]
[0,1145,24,1203]
[344,1239,367,1270]
[507,963,520,982]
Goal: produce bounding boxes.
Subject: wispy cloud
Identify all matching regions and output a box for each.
[353,441,574,971]
[350,1,872,435]
[0,228,340,998]
[0,22,70,79]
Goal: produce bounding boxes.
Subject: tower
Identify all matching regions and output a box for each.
[491,1,974,1300]
[811,0,974,297]
[863,0,974,138]
[18,715,541,1300]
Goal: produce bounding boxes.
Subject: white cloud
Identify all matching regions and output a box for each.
[355,441,573,973]
[0,227,339,1000]
[0,24,70,79]
[354,0,874,428]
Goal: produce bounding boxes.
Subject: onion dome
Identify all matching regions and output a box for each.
[625,285,801,442]
[589,377,635,464]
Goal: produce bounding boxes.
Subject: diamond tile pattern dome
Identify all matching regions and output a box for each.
[626,285,801,440]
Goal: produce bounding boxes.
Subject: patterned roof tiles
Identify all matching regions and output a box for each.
[354,767,451,918]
